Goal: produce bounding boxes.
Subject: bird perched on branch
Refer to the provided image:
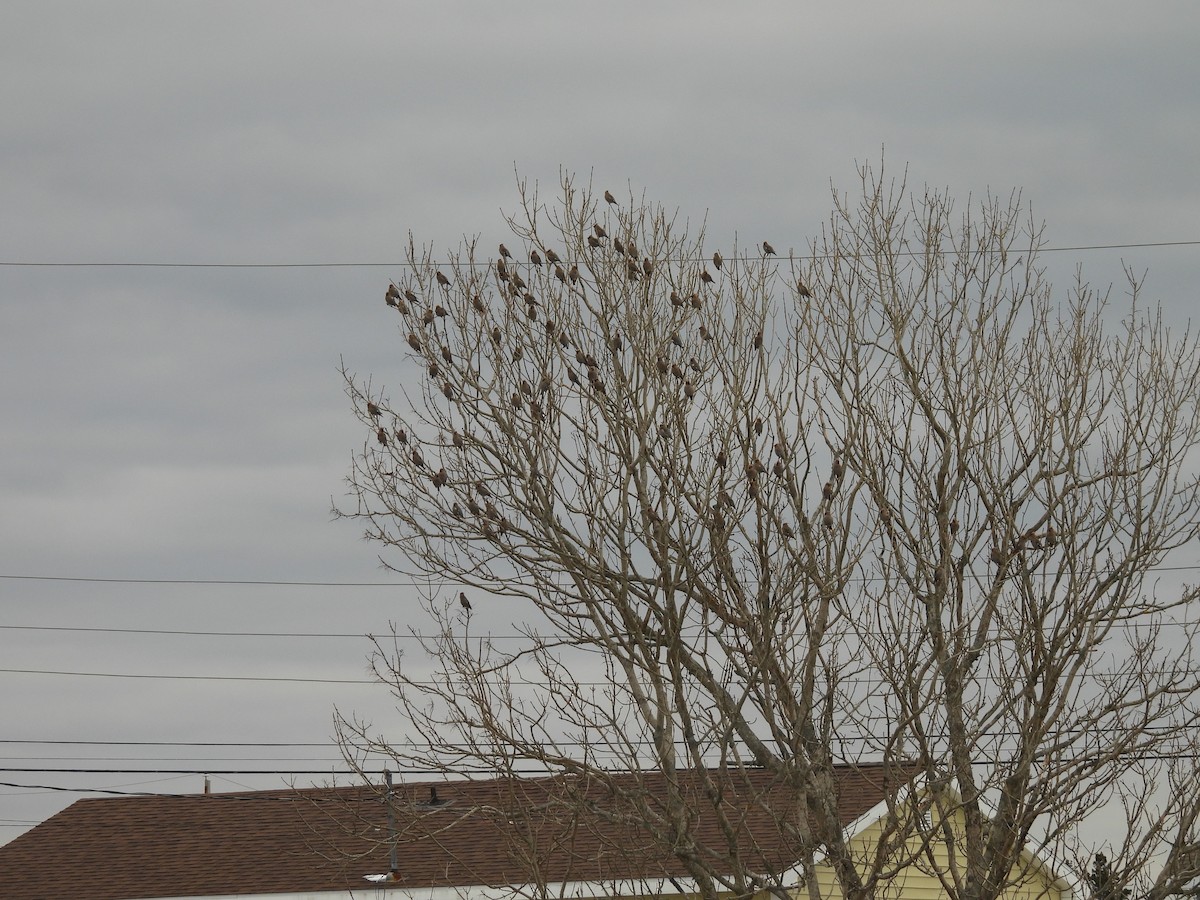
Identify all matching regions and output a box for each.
[593,224,607,239]
[499,244,512,259]
[544,248,561,264]
[762,241,776,256]
[604,190,617,205]
[530,249,542,266]
[713,251,723,270]
[459,592,472,612]
[797,278,812,298]
[436,271,450,287]
[700,269,714,284]
[366,401,382,418]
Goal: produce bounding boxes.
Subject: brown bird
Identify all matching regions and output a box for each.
[567,368,580,385]
[386,285,400,307]
[554,264,567,283]
[626,239,638,259]
[511,272,526,290]
[773,460,785,478]
[700,269,714,284]
[366,401,382,418]
[422,309,435,325]
[683,381,696,399]
[436,271,450,287]
[604,189,617,205]
[496,259,509,280]
[435,304,448,318]
[699,325,711,341]
[428,361,440,378]
[831,455,844,481]
[823,509,834,530]
[780,521,794,538]
[467,498,481,516]
[712,251,723,270]
[753,330,763,350]
[625,259,639,281]
[610,333,623,352]
[376,427,388,446]
[587,235,601,249]
[950,517,959,536]
[544,248,560,264]
[655,356,669,376]
[395,428,408,445]
[511,391,523,410]
[451,502,462,519]
[452,430,464,449]
[499,243,512,259]
[441,346,452,364]
[715,450,727,468]
[472,294,487,314]
[671,362,684,380]
[797,278,812,298]
[670,291,683,307]
[432,468,448,489]
[490,326,502,344]
[643,257,653,276]
[442,382,454,400]
[671,332,683,348]
[568,264,580,283]
[689,293,702,309]
[614,237,625,256]
[459,592,472,611]
[530,249,542,266]
[411,447,425,468]
[593,224,607,239]
[520,379,533,396]
[1046,525,1058,548]
[822,481,834,502]
[407,333,422,352]
[404,289,418,306]
[762,241,776,256]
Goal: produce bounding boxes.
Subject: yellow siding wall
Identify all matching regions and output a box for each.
[805,810,1066,900]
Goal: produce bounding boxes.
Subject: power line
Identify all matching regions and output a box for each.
[4,665,1197,687]
[0,574,406,587]
[0,668,375,684]
[5,562,1200,589]
[0,625,370,639]
[0,240,1197,269]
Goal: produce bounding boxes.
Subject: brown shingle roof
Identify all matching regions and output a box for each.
[0,764,914,900]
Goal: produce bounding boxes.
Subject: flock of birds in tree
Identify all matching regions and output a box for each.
[371,191,1053,613]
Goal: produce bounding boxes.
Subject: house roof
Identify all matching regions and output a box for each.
[0,764,916,900]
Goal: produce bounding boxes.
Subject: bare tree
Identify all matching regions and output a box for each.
[336,165,1200,900]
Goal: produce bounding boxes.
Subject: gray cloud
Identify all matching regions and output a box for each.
[1,0,1197,842]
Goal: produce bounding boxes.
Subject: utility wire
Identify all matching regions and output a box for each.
[3,665,1197,686]
[5,562,1200,588]
[0,240,1197,269]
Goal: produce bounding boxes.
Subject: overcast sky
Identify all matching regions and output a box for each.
[2,1,1198,843]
